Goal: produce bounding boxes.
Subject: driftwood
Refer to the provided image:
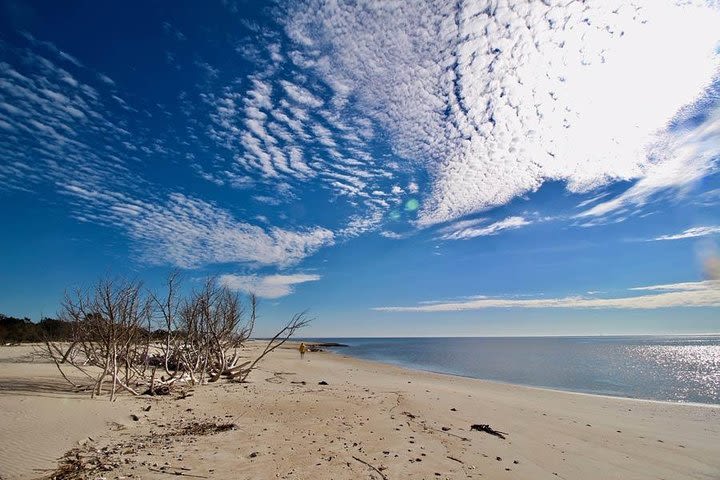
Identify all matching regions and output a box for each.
[223,360,251,380]
[470,424,507,439]
[352,455,388,480]
[148,469,208,478]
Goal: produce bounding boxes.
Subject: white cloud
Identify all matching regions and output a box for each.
[575,192,611,209]
[197,63,410,243]
[337,210,385,238]
[253,195,282,205]
[579,106,720,218]
[203,70,394,210]
[285,1,720,226]
[628,281,714,292]
[0,38,341,272]
[652,226,720,241]
[62,190,335,269]
[219,273,321,298]
[440,216,530,240]
[280,80,324,108]
[0,44,137,193]
[5,9,719,276]
[379,230,409,240]
[697,188,720,206]
[374,281,720,312]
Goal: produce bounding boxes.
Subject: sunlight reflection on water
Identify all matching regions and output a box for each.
[626,344,720,403]
[314,336,720,404]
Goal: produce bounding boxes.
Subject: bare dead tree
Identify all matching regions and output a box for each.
[170,278,256,385]
[45,278,151,400]
[45,273,311,399]
[150,270,181,379]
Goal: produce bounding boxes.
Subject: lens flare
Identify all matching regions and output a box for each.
[405,199,420,212]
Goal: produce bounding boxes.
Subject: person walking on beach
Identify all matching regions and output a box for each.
[299,342,307,359]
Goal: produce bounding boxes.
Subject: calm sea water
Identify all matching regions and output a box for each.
[302,336,720,405]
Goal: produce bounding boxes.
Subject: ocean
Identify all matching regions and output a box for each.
[302,336,720,405]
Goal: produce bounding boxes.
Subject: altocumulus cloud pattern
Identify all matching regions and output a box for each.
[283,0,720,226]
[0,0,719,289]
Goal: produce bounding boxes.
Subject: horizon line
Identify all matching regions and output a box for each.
[287,332,720,339]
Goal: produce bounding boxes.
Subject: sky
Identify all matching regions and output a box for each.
[1,0,719,337]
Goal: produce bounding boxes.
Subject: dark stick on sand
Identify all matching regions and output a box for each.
[148,468,208,478]
[470,424,507,439]
[352,455,388,480]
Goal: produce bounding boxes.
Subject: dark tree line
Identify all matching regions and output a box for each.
[0,314,171,344]
[0,314,73,343]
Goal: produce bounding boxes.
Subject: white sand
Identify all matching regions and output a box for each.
[1,342,719,479]
[0,345,129,479]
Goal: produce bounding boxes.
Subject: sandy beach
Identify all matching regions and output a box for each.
[1,342,719,480]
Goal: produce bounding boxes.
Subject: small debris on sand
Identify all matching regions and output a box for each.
[471,424,507,439]
[175,422,237,436]
[143,385,171,396]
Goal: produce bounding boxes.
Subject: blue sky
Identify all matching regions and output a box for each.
[1,0,719,336]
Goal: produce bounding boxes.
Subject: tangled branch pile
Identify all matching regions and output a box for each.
[44,273,310,400]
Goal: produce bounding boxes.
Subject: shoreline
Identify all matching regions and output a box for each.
[324,348,720,409]
[2,342,720,479]
[298,339,720,408]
